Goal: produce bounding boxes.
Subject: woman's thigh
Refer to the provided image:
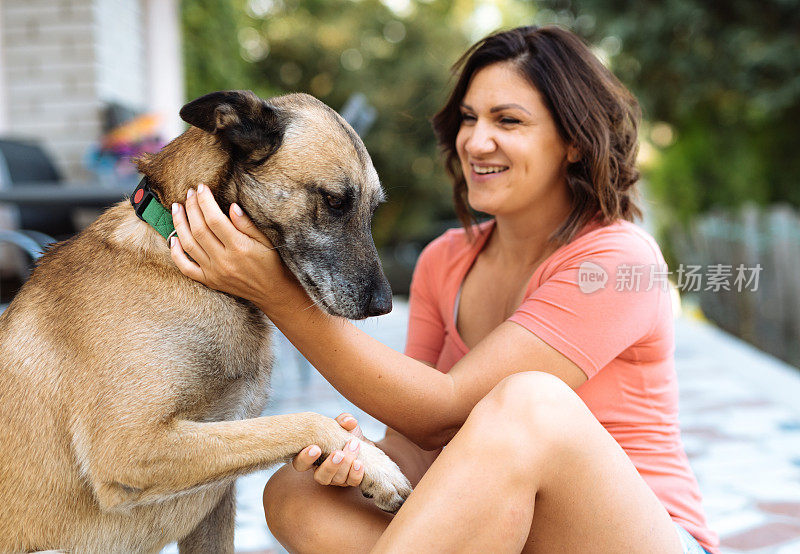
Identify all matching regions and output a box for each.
[506,373,683,554]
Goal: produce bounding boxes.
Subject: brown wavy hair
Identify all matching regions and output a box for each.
[432,25,642,244]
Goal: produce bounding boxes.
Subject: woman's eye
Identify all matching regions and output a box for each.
[500,117,521,125]
[460,112,477,123]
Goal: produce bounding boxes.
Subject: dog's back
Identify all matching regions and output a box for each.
[0,203,274,552]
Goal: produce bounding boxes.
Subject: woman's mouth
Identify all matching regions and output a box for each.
[470,164,509,177]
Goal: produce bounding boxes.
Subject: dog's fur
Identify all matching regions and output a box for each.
[0,91,411,553]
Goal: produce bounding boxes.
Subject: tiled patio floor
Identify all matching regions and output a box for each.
[163,299,800,554]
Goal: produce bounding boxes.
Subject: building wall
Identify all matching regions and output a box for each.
[1,0,102,180]
[94,0,147,110]
[0,0,184,181]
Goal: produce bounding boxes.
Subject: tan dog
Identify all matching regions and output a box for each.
[0,91,411,553]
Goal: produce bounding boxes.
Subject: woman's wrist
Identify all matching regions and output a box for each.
[253,272,318,323]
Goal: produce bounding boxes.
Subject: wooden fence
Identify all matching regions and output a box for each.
[670,204,800,368]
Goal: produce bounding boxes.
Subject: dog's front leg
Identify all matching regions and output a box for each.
[177,482,235,554]
[88,412,410,513]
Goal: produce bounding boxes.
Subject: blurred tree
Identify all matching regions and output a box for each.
[539,0,800,221]
[181,0,537,246]
[182,0,259,97]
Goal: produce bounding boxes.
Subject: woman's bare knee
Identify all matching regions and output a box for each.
[463,371,590,459]
[479,372,580,422]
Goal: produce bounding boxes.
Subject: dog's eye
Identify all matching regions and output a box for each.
[323,193,345,211]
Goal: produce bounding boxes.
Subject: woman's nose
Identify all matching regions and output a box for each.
[464,121,496,156]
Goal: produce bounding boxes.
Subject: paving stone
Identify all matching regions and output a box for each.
[757,501,800,520]
[713,510,771,538]
[775,537,800,553]
[721,522,800,551]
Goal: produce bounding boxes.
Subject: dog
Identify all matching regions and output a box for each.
[0,90,412,553]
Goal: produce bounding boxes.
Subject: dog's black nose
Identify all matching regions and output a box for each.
[366,283,393,317]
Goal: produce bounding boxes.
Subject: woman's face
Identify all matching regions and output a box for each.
[455,61,574,218]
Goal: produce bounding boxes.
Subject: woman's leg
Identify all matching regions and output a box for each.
[372,371,684,554]
[263,427,433,553]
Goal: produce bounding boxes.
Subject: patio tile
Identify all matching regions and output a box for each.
[721,522,800,551]
[776,538,800,553]
[757,501,800,520]
[712,510,770,538]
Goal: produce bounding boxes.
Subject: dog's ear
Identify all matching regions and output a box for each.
[179,90,284,157]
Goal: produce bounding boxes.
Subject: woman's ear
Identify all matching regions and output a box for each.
[567,145,581,163]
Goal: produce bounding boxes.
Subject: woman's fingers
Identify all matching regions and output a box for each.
[335,413,367,442]
[346,458,365,487]
[171,195,210,266]
[169,236,205,283]
[292,438,364,487]
[313,438,361,486]
[171,200,212,273]
[292,445,322,472]
[185,186,225,255]
[194,184,249,249]
[229,202,274,247]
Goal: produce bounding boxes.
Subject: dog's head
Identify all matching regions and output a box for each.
[177,90,392,319]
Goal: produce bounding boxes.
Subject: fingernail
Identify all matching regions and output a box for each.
[232,203,243,216]
[308,445,320,458]
[347,438,359,452]
[331,451,344,464]
[187,189,195,198]
[172,203,178,215]
[169,237,175,248]
[353,460,362,471]
[197,183,205,193]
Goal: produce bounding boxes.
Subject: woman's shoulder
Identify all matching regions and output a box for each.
[559,219,665,266]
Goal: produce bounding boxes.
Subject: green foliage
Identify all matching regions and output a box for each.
[181,0,258,97]
[180,0,537,245]
[540,0,800,221]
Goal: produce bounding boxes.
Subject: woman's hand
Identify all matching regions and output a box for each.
[293,413,373,487]
[169,184,300,310]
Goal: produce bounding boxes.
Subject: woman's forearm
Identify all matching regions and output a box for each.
[261,290,460,449]
[168,189,467,446]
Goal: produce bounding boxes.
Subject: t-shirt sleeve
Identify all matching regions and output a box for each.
[404,239,447,364]
[508,230,667,379]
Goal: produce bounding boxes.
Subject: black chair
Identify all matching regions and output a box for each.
[0,138,76,240]
[0,229,51,311]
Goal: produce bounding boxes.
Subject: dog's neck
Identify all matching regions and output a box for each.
[136,127,234,208]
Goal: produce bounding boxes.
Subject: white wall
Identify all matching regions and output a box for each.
[0,5,8,133]
[94,0,147,110]
[145,0,185,141]
[1,0,102,179]
[0,0,185,180]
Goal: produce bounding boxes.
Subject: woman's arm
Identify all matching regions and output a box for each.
[169,187,587,448]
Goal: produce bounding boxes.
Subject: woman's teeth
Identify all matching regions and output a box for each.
[472,165,508,175]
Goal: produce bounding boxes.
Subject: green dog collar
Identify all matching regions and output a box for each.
[131,177,175,241]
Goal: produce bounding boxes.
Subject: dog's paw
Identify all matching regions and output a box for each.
[356,442,413,513]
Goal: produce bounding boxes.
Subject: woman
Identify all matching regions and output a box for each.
[170,26,719,554]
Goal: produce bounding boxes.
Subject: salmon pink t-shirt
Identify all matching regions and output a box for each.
[404,219,719,553]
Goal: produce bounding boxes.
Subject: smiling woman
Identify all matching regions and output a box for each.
[170,25,719,554]
[433,26,641,244]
